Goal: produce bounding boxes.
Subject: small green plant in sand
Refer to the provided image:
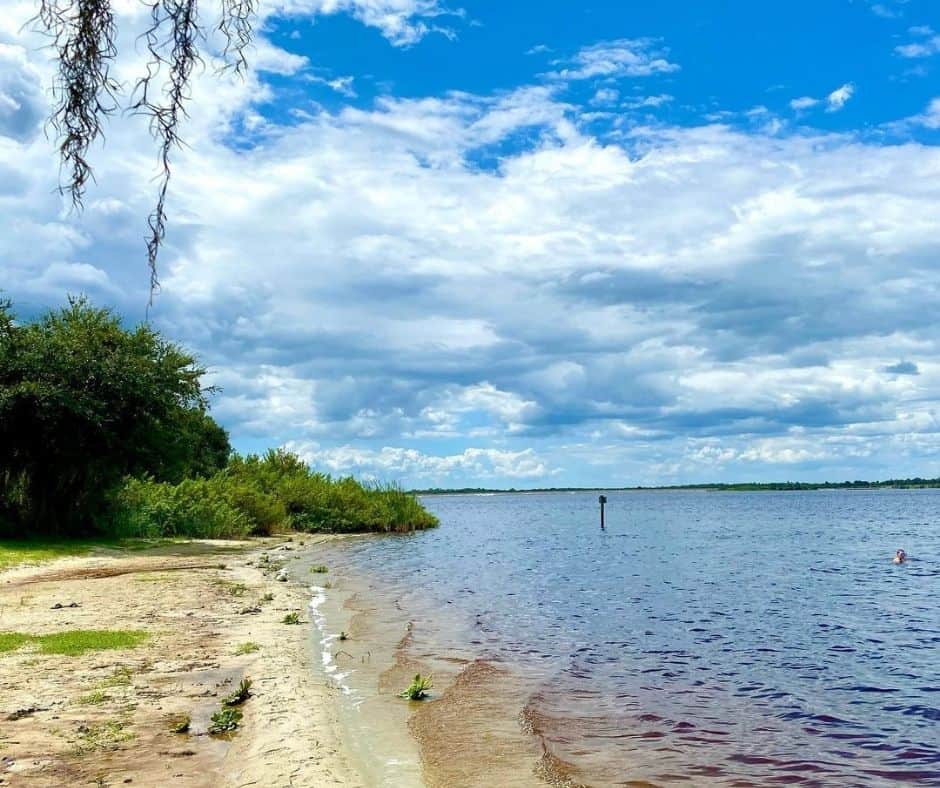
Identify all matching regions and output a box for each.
[208,707,242,734]
[74,720,134,754]
[282,612,301,625]
[223,677,253,706]
[99,666,134,688]
[234,642,260,655]
[172,714,191,734]
[399,673,433,701]
[310,564,329,574]
[77,690,108,705]
[0,630,147,656]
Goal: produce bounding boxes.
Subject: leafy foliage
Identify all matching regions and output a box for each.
[105,449,438,538]
[0,297,229,536]
[399,673,433,701]
[208,706,242,734]
[222,677,252,706]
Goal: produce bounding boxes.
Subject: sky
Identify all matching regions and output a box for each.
[2,0,940,488]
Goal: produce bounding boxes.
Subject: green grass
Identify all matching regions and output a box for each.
[76,690,108,705]
[74,719,134,753]
[0,633,32,653]
[0,630,148,656]
[0,537,247,573]
[234,641,260,655]
[282,612,300,625]
[0,540,99,572]
[310,564,329,574]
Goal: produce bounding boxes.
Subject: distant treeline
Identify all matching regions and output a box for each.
[413,478,940,495]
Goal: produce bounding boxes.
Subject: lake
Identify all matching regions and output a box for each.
[313,490,940,786]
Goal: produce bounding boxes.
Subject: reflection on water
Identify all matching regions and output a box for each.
[315,490,940,786]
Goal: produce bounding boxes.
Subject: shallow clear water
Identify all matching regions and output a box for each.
[320,490,940,786]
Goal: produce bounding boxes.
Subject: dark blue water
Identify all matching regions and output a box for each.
[324,490,940,786]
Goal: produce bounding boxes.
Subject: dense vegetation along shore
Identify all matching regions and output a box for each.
[0,297,437,541]
[413,477,940,494]
[0,537,365,787]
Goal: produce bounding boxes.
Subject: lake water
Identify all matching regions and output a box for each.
[313,490,940,786]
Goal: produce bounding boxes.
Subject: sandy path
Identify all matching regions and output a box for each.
[0,538,364,788]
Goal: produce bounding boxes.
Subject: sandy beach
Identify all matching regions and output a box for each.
[0,538,364,787]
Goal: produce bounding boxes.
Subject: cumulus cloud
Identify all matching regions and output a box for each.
[545,38,679,81]
[825,83,855,112]
[789,96,820,111]
[894,26,940,58]
[0,41,45,142]
[907,96,940,128]
[283,0,463,46]
[788,84,854,114]
[285,443,556,481]
[3,5,940,486]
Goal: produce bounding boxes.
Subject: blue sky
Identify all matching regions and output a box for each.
[2,0,940,487]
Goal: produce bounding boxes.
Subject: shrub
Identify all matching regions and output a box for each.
[399,673,433,700]
[223,677,252,706]
[208,707,242,734]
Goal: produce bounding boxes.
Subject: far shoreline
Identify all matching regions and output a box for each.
[413,477,940,494]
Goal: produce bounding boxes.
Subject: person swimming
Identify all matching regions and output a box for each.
[893,549,907,564]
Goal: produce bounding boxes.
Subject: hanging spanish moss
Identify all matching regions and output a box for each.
[33,0,256,302]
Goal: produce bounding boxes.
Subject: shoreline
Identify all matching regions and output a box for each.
[0,537,365,787]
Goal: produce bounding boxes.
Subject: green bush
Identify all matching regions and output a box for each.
[107,477,251,539]
[0,297,229,537]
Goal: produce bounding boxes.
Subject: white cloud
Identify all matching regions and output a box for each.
[546,39,679,81]
[286,443,556,481]
[281,0,462,46]
[894,26,940,58]
[623,93,673,109]
[4,4,940,486]
[908,97,940,129]
[306,73,358,97]
[0,41,44,142]
[825,82,854,112]
[789,96,820,111]
[590,88,619,106]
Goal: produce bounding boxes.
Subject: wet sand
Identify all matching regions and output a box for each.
[299,546,557,788]
[0,537,363,787]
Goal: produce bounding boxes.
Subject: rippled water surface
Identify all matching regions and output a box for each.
[321,490,940,786]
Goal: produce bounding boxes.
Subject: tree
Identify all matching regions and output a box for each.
[0,296,229,535]
[32,0,257,298]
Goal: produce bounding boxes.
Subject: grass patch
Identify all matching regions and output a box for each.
[282,612,300,625]
[74,720,134,753]
[0,540,99,572]
[98,666,134,688]
[310,564,329,574]
[213,580,248,597]
[0,630,148,656]
[0,633,32,653]
[77,690,108,705]
[172,714,191,734]
[234,641,260,655]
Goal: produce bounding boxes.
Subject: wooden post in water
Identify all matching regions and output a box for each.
[599,494,607,530]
